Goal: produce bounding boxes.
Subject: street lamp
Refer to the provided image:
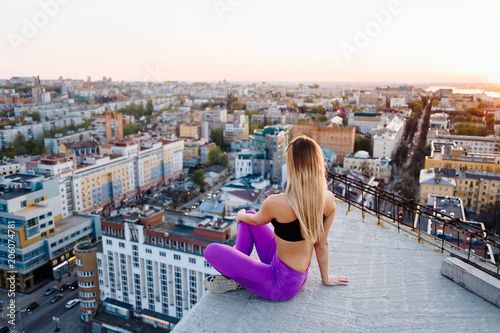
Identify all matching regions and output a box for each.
[53,316,61,332]
[19,309,31,333]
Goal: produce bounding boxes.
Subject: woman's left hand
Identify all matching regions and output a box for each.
[236,209,247,222]
[323,275,349,286]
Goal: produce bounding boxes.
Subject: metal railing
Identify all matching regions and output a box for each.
[327,170,500,277]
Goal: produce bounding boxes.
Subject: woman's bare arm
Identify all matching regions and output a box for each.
[314,192,349,286]
[236,195,276,226]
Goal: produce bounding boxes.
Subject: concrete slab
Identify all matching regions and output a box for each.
[441,257,500,308]
[174,201,500,332]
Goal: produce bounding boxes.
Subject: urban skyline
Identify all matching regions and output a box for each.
[1,0,500,83]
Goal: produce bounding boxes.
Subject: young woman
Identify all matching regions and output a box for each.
[203,136,349,301]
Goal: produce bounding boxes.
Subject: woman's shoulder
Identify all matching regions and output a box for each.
[265,193,288,204]
[324,190,336,215]
[263,193,294,217]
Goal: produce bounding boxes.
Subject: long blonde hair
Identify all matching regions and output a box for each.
[285,136,326,243]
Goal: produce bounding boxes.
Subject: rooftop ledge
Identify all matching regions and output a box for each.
[174,201,500,332]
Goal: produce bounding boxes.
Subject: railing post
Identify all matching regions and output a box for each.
[417,204,421,242]
[361,183,365,222]
[496,246,500,275]
[468,232,473,261]
[441,223,446,253]
[376,186,381,225]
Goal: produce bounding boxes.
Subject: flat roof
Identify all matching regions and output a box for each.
[50,214,94,235]
[173,201,500,332]
[14,204,48,217]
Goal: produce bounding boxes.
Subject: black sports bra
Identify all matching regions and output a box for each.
[271,215,326,242]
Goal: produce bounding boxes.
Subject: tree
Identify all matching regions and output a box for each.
[316,115,328,122]
[219,154,229,168]
[408,101,423,114]
[31,111,41,122]
[249,123,263,135]
[123,123,146,136]
[207,146,229,168]
[208,146,223,166]
[354,135,372,153]
[190,170,205,192]
[225,93,237,110]
[210,128,224,147]
[146,100,154,116]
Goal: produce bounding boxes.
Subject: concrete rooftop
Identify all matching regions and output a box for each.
[173,201,500,332]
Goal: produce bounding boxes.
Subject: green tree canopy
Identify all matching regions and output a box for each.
[354,135,372,153]
[146,100,154,116]
[190,170,205,192]
[31,111,41,122]
[210,128,224,147]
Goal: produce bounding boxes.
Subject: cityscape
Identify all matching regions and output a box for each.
[1,1,500,332]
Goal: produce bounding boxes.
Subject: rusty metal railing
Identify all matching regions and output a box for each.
[327,170,500,277]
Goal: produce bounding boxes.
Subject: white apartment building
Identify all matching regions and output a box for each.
[426,131,500,154]
[246,101,277,111]
[97,208,235,321]
[348,112,389,135]
[372,116,406,158]
[27,139,184,215]
[343,151,392,183]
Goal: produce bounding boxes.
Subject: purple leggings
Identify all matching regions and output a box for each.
[204,213,309,301]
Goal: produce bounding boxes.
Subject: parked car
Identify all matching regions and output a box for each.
[24,302,39,312]
[66,299,80,309]
[60,283,71,291]
[44,286,58,296]
[68,280,78,290]
[50,293,64,303]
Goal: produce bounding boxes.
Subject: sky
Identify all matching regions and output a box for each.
[1,0,499,84]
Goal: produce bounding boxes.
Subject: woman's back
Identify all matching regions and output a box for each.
[269,192,335,273]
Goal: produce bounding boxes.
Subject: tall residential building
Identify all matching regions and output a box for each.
[27,138,184,215]
[96,207,235,328]
[293,122,356,163]
[75,240,101,321]
[371,116,406,158]
[224,123,249,143]
[0,173,101,292]
[235,125,292,185]
[91,111,123,143]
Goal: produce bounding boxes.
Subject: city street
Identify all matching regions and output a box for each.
[21,288,79,332]
[0,271,83,332]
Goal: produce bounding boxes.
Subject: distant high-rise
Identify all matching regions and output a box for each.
[293,122,356,163]
[91,111,123,143]
[87,76,91,82]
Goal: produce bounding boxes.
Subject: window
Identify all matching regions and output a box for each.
[119,242,125,248]
[146,248,152,254]
[189,257,196,264]
[174,254,181,260]
[106,239,112,245]
[76,259,83,266]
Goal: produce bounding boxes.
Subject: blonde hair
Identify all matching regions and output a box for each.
[285,136,326,243]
